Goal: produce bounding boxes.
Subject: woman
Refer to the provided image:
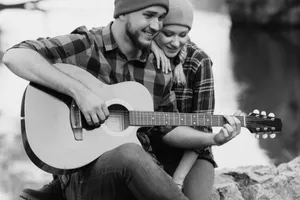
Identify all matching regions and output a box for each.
[150,0,217,199]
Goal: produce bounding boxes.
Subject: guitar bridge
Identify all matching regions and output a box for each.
[70,100,83,141]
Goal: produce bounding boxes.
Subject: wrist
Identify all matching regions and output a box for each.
[69,82,89,101]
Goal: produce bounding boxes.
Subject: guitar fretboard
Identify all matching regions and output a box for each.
[129,111,246,127]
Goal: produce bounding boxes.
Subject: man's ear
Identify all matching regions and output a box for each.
[119,14,126,21]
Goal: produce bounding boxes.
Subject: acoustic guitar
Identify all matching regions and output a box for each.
[20,66,282,175]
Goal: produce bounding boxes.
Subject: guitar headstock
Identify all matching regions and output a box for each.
[245,111,282,139]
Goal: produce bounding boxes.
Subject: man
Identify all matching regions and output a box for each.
[3,0,242,199]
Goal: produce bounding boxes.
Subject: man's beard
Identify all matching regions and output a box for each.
[125,21,151,51]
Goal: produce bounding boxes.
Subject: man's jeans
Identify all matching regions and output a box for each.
[64,143,189,200]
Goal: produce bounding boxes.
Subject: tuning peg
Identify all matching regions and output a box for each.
[255,133,260,139]
[270,133,276,139]
[253,109,259,114]
[262,134,268,139]
[268,112,275,117]
[261,111,266,116]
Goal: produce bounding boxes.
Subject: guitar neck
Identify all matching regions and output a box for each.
[129,111,246,127]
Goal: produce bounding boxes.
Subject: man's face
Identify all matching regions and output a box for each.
[124,6,167,49]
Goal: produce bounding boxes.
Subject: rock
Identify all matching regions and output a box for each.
[212,156,300,200]
[226,0,300,27]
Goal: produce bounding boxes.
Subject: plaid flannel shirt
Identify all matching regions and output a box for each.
[11,22,178,164]
[151,41,217,175]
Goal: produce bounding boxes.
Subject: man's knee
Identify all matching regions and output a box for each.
[115,143,148,162]
[112,143,157,170]
[88,143,148,174]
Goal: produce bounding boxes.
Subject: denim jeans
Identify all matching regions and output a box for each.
[64,143,189,200]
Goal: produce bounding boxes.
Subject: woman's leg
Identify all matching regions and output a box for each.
[183,159,215,200]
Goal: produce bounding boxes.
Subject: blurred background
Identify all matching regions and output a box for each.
[0,0,299,199]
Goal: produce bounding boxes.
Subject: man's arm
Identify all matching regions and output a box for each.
[3,48,85,99]
[3,47,108,126]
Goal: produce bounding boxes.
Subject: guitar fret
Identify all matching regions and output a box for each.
[139,112,141,125]
[152,113,155,125]
[192,114,196,126]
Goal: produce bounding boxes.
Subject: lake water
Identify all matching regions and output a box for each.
[0,0,299,199]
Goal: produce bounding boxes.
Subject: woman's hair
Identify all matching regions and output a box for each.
[172,37,191,87]
[173,45,187,87]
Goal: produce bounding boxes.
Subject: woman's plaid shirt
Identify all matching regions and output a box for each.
[176,42,216,167]
[151,42,217,174]
[11,22,178,155]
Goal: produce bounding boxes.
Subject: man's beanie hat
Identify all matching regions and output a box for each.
[163,0,194,30]
[114,0,169,18]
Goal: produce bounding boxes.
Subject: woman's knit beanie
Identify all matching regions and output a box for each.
[163,0,194,30]
[114,0,169,18]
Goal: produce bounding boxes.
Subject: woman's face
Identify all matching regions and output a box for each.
[155,25,190,58]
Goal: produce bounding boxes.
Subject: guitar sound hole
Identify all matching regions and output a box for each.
[106,104,129,132]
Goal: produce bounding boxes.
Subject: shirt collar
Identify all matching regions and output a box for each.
[102,22,150,63]
[102,22,118,51]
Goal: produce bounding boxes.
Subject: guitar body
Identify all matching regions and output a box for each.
[21,66,154,174]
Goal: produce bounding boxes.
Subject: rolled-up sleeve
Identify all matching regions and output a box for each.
[9,26,95,67]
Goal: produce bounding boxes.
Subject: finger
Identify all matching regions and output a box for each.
[221,126,229,137]
[102,104,110,119]
[84,114,93,125]
[233,110,242,116]
[157,57,160,69]
[161,57,166,73]
[163,56,169,74]
[232,116,241,135]
[167,59,171,72]
[223,115,236,130]
[91,113,100,126]
[96,111,106,124]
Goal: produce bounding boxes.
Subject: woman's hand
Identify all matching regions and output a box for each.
[213,110,243,146]
[151,41,171,73]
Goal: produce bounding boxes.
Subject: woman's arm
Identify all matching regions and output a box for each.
[170,111,242,190]
[172,150,198,189]
[151,41,171,73]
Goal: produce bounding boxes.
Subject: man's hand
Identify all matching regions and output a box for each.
[75,88,109,127]
[213,110,243,146]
